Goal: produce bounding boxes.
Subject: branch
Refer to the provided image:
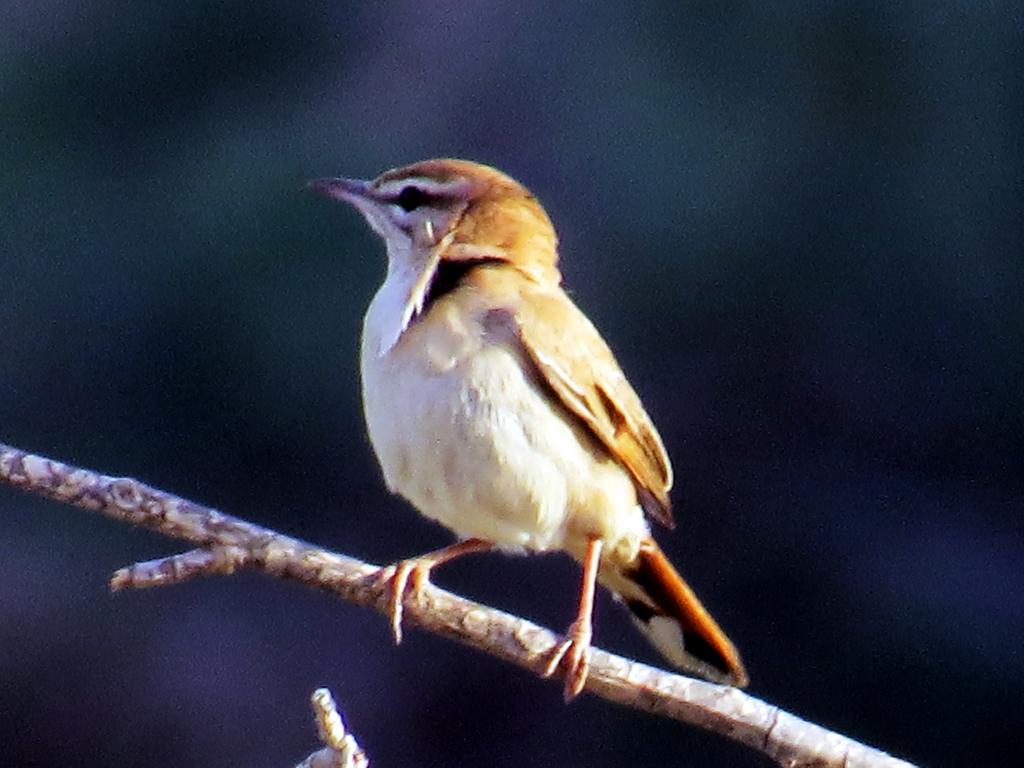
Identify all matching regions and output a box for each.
[0,442,917,768]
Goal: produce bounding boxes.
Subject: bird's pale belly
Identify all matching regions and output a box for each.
[360,325,648,558]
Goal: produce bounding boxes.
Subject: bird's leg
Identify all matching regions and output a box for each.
[542,537,603,700]
[373,538,493,644]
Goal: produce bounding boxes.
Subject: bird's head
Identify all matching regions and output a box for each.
[310,158,560,284]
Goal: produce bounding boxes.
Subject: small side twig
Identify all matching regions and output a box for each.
[295,688,369,768]
[0,441,918,768]
[111,545,251,590]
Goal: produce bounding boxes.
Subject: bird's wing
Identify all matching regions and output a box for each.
[509,284,675,528]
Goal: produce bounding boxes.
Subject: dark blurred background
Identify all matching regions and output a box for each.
[1,1,1021,766]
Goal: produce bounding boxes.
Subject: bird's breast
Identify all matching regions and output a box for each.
[359,280,647,558]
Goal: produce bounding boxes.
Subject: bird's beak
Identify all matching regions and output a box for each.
[309,175,391,238]
[307,177,373,204]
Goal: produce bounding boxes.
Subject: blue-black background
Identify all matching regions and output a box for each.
[2,2,1021,766]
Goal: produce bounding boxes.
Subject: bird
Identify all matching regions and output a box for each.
[310,158,747,698]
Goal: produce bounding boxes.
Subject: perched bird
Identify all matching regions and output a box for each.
[310,159,747,698]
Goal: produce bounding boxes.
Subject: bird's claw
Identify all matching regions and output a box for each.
[370,559,433,644]
[541,619,592,701]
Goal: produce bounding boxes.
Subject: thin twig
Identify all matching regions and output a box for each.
[295,688,369,768]
[0,442,917,768]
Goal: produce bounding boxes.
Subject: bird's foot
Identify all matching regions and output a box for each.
[370,558,435,644]
[369,538,494,645]
[541,618,593,701]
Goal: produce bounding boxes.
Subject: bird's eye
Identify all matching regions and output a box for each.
[396,186,428,212]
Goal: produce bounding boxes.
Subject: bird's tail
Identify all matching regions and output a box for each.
[599,538,748,686]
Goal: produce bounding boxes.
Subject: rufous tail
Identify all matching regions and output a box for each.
[599,538,748,687]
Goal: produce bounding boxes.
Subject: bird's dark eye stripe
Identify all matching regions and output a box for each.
[395,185,430,212]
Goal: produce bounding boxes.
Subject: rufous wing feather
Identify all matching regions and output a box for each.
[513,285,675,528]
